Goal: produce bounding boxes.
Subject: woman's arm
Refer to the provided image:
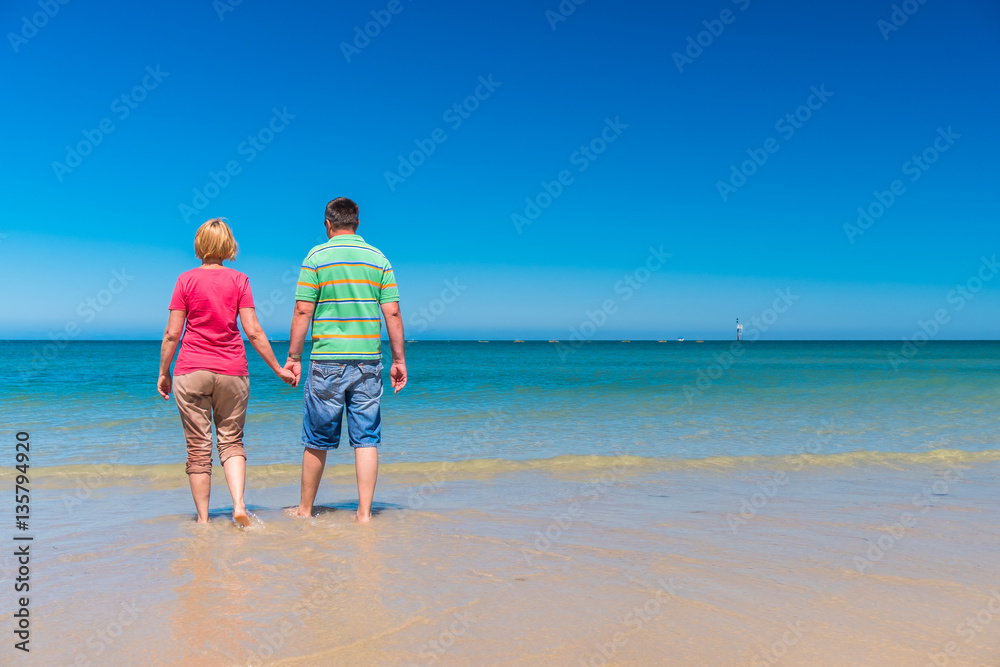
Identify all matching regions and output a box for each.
[158,309,186,399]
[239,307,294,383]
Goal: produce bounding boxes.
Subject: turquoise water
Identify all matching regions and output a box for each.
[2,340,998,468]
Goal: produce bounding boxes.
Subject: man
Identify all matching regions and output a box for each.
[284,197,406,523]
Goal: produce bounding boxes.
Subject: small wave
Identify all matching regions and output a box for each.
[15,448,1000,490]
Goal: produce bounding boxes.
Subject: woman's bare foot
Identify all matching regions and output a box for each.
[233,506,251,528]
[355,512,372,524]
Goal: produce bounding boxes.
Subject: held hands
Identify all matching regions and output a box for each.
[157,374,172,400]
[283,358,302,387]
[389,362,407,393]
[276,366,296,385]
[274,358,401,391]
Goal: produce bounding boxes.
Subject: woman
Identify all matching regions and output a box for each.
[157,218,294,526]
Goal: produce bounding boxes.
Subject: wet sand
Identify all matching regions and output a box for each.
[8,455,1000,666]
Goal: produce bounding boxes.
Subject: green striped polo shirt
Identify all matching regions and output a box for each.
[295,234,399,361]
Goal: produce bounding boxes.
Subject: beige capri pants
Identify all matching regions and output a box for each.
[173,371,250,475]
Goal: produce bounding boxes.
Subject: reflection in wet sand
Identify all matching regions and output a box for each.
[171,521,259,664]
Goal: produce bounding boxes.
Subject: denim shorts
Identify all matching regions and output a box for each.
[302,360,383,450]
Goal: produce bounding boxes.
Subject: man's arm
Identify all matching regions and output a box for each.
[380,301,406,393]
[285,300,315,386]
[157,310,186,399]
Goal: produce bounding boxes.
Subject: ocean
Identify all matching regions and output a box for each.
[1,340,998,665]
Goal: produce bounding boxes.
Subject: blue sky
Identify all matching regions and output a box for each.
[1,0,998,339]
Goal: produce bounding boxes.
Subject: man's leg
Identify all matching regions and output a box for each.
[297,448,328,517]
[355,447,378,523]
[297,361,345,517]
[346,361,383,523]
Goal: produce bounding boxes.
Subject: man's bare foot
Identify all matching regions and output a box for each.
[285,506,313,518]
[196,517,211,524]
[355,512,372,524]
[233,507,251,528]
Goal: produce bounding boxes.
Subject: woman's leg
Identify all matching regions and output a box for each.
[222,455,247,524]
[214,375,251,526]
[174,372,216,522]
[189,473,212,523]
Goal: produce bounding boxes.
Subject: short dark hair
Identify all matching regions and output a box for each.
[325,197,359,230]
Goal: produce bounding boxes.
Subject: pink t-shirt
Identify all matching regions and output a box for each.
[169,267,255,376]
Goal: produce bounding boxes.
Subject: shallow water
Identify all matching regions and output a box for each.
[2,341,999,665]
[9,459,1000,666]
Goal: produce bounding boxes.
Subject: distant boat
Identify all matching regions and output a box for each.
[657,340,667,343]
[621,340,630,343]
[514,339,524,343]
[548,340,559,343]
[696,340,705,343]
[406,339,417,343]
[478,340,489,343]
[676,337,685,342]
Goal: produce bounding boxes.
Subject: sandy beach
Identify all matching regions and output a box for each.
[13,452,999,666]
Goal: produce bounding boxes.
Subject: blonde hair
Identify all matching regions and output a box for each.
[194,218,238,261]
